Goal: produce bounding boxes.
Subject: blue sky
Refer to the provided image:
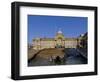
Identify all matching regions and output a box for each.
[28,15,87,44]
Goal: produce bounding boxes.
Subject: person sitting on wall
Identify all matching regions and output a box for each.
[54,56,61,64]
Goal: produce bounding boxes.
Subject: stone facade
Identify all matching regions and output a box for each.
[77,33,87,58]
[32,30,79,50]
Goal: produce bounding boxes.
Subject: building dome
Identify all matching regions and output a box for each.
[57,30,62,34]
[55,29,64,40]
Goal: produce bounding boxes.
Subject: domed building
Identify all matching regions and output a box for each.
[32,30,78,50]
[55,30,65,48]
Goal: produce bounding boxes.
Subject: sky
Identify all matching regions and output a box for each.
[28,15,87,44]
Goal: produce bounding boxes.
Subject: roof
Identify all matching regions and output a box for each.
[33,37,78,41]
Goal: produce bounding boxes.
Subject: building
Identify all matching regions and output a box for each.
[32,30,78,50]
[77,32,88,58]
